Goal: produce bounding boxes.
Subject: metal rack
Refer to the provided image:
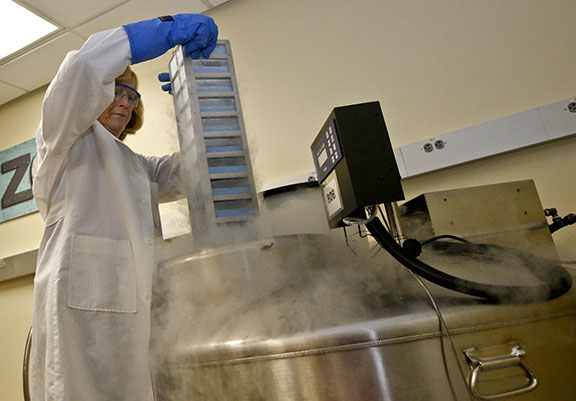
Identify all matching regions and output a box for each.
[169,40,258,233]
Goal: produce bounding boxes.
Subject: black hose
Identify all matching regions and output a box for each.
[366,217,573,303]
[420,234,470,247]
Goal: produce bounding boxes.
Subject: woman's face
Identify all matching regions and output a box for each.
[98,77,137,138]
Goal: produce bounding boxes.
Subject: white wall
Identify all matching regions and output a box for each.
[209,0,576,259]
[1,0,576,399]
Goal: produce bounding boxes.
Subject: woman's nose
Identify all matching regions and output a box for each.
[116,93,132,107]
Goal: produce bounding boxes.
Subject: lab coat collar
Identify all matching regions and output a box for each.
[95,120,129,147]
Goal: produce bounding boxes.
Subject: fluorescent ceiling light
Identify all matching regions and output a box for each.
[0,0,58,59]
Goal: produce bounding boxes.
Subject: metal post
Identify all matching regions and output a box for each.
[384,202,406,245]
[23,326,32,401]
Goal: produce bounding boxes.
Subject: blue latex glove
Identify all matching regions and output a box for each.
[158,72,172,94]
[123,14,218,64]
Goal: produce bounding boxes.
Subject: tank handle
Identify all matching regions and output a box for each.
[464,342,538,400]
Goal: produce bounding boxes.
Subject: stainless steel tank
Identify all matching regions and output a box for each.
[150,233,576,401]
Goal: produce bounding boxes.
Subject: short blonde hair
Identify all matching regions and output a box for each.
[115,66,144,141]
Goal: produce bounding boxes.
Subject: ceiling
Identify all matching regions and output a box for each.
[0,0,230,106]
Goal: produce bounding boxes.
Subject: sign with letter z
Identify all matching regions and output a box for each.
[0,139,38,223]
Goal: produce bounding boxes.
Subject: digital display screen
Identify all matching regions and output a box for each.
[318,148,328,166]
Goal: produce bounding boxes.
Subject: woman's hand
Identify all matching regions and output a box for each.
[123,14,218,64]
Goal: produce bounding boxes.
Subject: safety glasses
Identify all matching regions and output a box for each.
[114,83,141,107]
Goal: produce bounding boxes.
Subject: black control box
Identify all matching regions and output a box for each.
[311,101,404,228]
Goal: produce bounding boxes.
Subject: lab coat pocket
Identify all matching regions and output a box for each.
[68,235,137,313]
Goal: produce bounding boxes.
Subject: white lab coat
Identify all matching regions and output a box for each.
[31,27,181,401]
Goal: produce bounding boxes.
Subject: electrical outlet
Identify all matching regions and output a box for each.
[420,140,445,154]
[397,131,476,177]
[434,139,445,150]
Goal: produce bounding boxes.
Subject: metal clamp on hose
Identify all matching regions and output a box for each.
[464,342,538,400]
[342,208,378,226]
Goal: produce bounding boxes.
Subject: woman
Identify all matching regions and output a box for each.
[30,14,217,401]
